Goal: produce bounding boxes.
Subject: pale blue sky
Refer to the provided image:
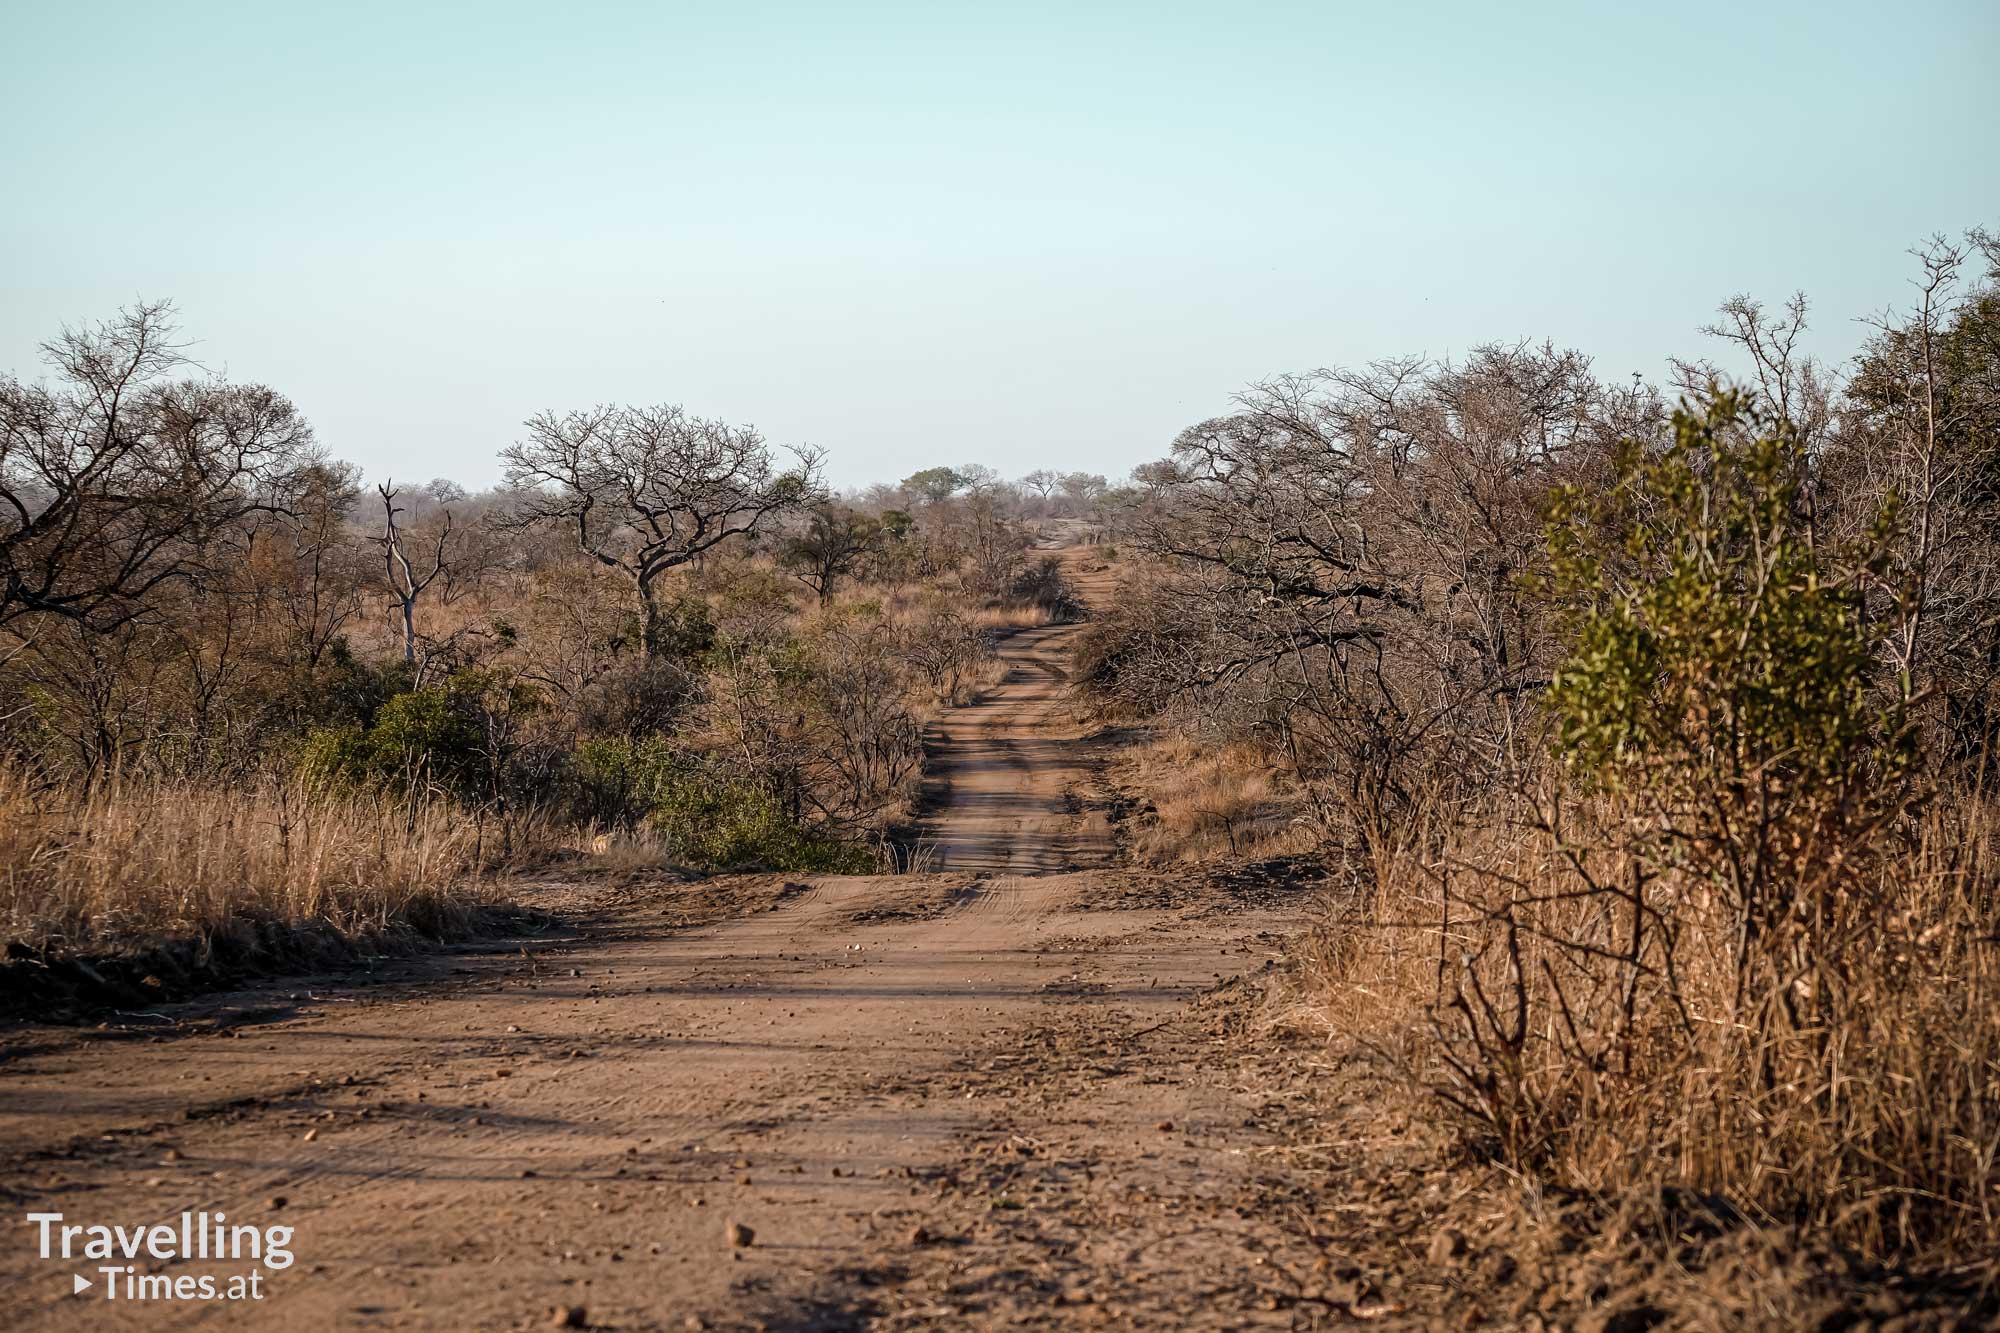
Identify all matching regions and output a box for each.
[3,1,1994,488]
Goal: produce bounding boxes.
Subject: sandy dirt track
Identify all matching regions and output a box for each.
[0,543,1343,1331]
[920,565,1117,878]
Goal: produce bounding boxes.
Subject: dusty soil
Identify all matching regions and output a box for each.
[0,542,1336,1331]
[920,557,1118,878]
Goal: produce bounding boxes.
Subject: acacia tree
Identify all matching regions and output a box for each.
[1057,471,1108,509]
[779,505,879,605]
[501,403,823,657]
[1020,468,1060,500]
[0,301,313,643]
[956,463,1004,496]
[901,466,964,504]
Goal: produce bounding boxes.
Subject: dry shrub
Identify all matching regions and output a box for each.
[1122,738,1315,862]
[969,603,1053,632]
[1307,397,2000,1269]
[0,766,556,962]
[1308,788,2000,1264]
[580,826,681,878]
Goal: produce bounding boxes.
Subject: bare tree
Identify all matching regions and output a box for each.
[779,505,880,605]
[1058,471,1108,508]
[1127,343,1649,849]
[956,463,1004,496]
[0,301,312,643]
[1840,231,2000,758]
[258,458,368,670]
[960,489,1027,593]
[894,606,987,704]
[1020,468,1060,500]
[501,403,823,658]
[1672,291,1837,450]
[1857,236,1999,703]
[377,480,455,674]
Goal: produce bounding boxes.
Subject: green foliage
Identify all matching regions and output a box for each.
[1546,392,1904,800]
[301,672,532,802]
[1847,281,2000,495]
[650,775,874,873]
[570,736,872,873]
[901,466,965,503]
[301,641,410,731]
[303,689,483,798]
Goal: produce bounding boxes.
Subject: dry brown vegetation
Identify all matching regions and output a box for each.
[0,772,511,954]
[0,768,569,1016]
[1085,228,2000,1306]
[1302,789,2000,1245]
[1114,737,1314,863]
[0,312,1100,983]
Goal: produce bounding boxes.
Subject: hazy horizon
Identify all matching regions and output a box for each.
[5,0,1995,490]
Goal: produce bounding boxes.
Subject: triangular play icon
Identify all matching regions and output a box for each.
[73,1272,92,1295]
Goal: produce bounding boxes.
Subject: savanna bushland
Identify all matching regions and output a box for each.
[0,316,1096,980]
[2,228,1995,1329]
[1078,228,2000,1323]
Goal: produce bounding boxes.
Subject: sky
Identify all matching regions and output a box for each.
[2,1,1995,491]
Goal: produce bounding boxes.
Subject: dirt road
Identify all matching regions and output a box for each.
[920,552,1117,877]
[0,545,1341,1331]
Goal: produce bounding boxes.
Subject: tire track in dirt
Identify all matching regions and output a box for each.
[920,540,1120,880]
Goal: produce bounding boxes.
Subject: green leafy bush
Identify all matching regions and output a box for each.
[301,672,535,803]
[1426,393,1977,1253]
[570,736,871,873]
[1544,390,1915,914]
[1548,391,1906,802]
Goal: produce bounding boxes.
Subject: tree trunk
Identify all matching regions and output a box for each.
[637,576,662,660]
[400,596,418,667]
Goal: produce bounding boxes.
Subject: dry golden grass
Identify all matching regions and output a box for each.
[579,826,684,877]
[968,603,1055,632]
[1118,738,1316,863]
[0,766,561,961]
[1297,788,2000,1265]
